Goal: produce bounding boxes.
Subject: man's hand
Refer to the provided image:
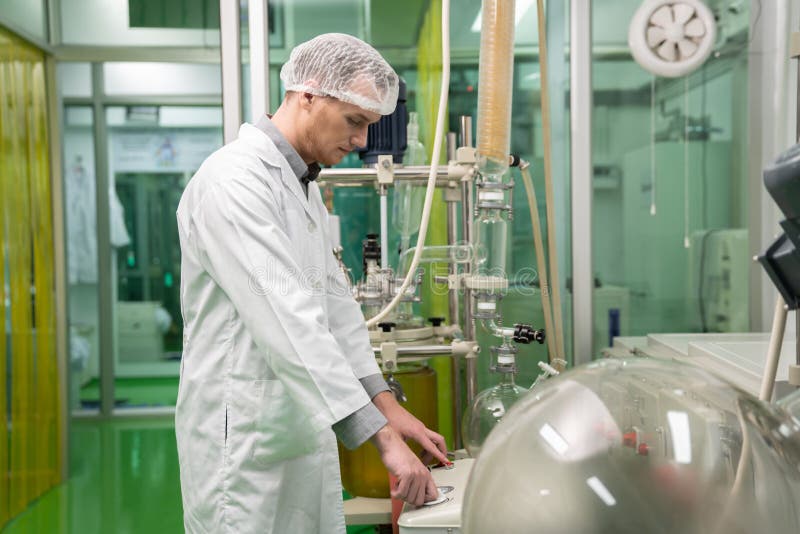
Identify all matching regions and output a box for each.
[370,425,438,506]
[373,391,449,466]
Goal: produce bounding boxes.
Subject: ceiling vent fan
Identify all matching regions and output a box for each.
[628,0,717,77]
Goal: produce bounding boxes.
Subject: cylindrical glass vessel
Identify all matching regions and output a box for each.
[338,363,438,498]
[472,207,509,292]
[476,0,515,179]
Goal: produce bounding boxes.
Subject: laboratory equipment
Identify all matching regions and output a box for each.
[462,336,546,457]
[462,358,800,534]
[339,362,437,498]
[393,111,427,254]
[397,458,475,533]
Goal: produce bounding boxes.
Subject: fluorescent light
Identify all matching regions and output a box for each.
[539,423,569,455]
[667,410,692,464]
[471,0,536,32]
[586,476,617,507]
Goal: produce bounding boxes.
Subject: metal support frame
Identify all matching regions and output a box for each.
[445,188,462,449]
[570,0,593,364]
[45,53,69,478]
[91,63,114,417]
[747,0,795,331]
[461,186,476,404]
[248,0,270,121]
[219,0,242,143]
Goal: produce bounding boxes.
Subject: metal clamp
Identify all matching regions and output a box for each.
[789,364,800,387]
[451,340,480,359]
[456,147,476,165]
[377,155,394,186]
[380,341,398,372]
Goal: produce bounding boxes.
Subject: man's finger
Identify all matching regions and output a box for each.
[425,476,438,501]
[413,477,426,506]
[419,435,449,465]
[392,474,410,502]
[427,430,448,455]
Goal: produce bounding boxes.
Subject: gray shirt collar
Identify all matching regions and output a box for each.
[255,115,320,189]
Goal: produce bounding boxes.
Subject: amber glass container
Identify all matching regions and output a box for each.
[339,363,438,498]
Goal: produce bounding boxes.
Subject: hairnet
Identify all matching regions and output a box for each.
[280,33,399,116]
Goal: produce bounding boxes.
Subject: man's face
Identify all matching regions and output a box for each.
[301,95,382,166]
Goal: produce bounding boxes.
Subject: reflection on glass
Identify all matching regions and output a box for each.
[63,105,100,412]
[107,105,222,408]
[586,476,617,507]
[462,358,800,534]
[590,1,751,357]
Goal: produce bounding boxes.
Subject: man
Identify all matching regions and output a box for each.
[175,33,449,533]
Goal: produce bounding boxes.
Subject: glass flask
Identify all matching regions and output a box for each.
[462,345,527,457]
[462,358,800,534]
[338,362,438,498]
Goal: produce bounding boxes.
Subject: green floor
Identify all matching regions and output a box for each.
[79,377,180,408]
[3,388,377,533]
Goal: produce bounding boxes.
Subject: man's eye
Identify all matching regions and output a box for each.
[347,117,360,127]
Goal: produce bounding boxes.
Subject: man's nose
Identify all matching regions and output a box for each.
[352,125,369,149]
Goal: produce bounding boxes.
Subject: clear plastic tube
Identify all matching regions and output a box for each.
[476,0,515,180]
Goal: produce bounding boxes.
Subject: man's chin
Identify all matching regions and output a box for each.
[321,153,347,166]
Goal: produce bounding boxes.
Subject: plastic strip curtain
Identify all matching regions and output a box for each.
[0,29,8,529]
[0,27,61,527]
[416,0,453,447]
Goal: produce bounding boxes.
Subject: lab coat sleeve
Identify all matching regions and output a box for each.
[189,174,372,433]
[324,232,383,380]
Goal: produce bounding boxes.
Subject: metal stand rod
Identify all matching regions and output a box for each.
[461,180,477,404]
[446,196,462,449]
[318,166,456,188]
[372,345,456,357]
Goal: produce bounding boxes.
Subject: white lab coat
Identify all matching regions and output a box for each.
[175,123,382,533]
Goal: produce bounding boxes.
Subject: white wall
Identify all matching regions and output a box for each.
[0,0,46,41]
[59,0,220,46]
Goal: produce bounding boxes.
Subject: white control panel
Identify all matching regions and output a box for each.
[398,458,475,534]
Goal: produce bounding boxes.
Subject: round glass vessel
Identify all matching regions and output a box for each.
[462,370,526,458]
[462,358,800,534]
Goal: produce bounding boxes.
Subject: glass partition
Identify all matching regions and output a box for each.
[106,105,222,406]
[62,105,101,413]
[590,0,751,357]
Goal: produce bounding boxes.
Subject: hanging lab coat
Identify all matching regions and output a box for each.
[66,157,131,284]
[175,123,382,533]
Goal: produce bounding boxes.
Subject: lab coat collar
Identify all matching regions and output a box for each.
[237,123,319,223]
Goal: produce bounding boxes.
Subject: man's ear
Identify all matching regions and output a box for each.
[299,91,315,110]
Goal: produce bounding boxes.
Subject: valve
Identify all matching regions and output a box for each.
[427,317,446,327]
[362,233,381,274]
[378,322,396,333]
[513,324,546,345]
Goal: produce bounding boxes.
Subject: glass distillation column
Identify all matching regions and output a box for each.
[470,0,515,319]
[462,0,545,456]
